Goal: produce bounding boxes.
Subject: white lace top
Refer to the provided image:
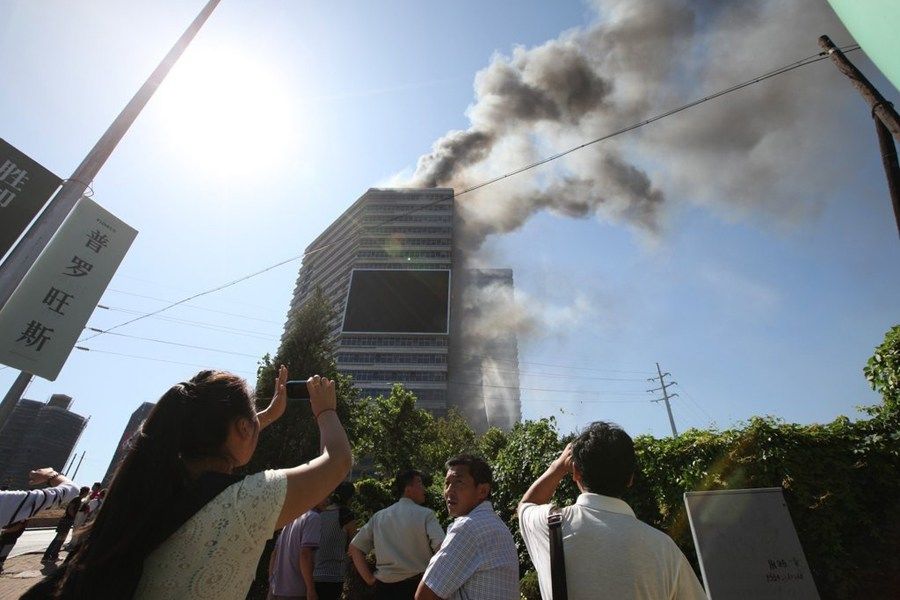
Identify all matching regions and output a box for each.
[134,469,287,600]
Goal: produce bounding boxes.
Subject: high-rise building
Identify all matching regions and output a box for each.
[283,188,521,430]
[0,395,87,488]
[102,402,155,485]
[285,188,453,414]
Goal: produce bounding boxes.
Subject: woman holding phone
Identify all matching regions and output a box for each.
[28,366,352,599]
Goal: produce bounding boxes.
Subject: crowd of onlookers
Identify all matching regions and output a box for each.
[0,367,708,599]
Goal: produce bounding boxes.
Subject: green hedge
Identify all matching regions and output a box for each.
[249,324,900,599]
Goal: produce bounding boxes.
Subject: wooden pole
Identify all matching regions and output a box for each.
[819,35,900,237]
[818,35,900,141]
[874,118,900,237]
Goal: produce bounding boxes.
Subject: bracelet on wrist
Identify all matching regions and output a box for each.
[314,408,337,421]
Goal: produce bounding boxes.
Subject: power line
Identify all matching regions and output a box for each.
[78,253,303,343]
[92,305,278,341]
[457,352,653,375]
[104,289,281,324]
[73,346,255,376]
[297,44,862,261]
[448,379,650,396]
[677,384,715,423]
[83,328,261,359]
[79,44,860,344]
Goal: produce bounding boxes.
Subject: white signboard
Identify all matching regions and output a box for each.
[0,197,137,380]
[684,488,819,600]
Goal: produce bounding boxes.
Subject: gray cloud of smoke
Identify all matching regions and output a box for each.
[402,0,854,427]
[407,0,852,246]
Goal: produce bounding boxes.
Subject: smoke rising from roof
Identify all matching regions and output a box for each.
[405,0,851,248]
[403,0,854,427]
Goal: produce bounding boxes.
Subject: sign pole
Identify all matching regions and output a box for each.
[0,0,221,434]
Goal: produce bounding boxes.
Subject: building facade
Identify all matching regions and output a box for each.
[102,401,155,485]
[283,188,521,430]
[0,395,87,489]
[285,188,453,414]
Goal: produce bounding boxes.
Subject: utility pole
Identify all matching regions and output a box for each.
[819,35,900,237]
[648,363,679,437]
[0,0,221,434]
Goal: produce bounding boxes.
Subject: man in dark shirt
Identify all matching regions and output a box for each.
[42,486,90,563]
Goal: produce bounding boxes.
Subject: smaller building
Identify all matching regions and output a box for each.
[0,395,87,489]
[102,402,155,486]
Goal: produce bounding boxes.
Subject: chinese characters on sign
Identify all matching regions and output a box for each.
[0,197,137,380]
[0,138,62,257]
[765,556,806,584]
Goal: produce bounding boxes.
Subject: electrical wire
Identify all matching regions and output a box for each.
[104,289,281,324]
[73,346,255,376]
[74,44,861,345]
[83,328,261,358]
[92,305,278,341]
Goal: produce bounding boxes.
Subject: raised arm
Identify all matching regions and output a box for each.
[1,469,78,528]
[519,444,572,509]
[275,376,352,529]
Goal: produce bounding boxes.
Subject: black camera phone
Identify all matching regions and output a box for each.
[285,380,310,400]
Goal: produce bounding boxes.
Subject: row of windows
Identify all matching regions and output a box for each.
[365,226,451,236]
[340,335,448,348]
[356,250,451,259]
[346,370,447,382]
[354,262,452,269]
[362,215,451,224]
[364,203,452,214]
[338,352,447,365]
[359,238,451,247]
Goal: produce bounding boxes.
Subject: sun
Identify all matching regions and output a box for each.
[154,43,296,179]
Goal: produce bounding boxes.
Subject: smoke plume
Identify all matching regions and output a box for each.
[400,0,855,427]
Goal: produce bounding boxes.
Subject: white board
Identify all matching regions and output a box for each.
[684,487,819,600]
[0,197,137,380]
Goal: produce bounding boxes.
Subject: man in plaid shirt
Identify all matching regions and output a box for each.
[416,455,518,600]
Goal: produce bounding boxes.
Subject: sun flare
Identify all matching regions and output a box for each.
[155,43,295,178]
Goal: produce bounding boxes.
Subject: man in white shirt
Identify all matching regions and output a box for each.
[518,421,708,600]
[416,455,519,600]
[350,469,445,600]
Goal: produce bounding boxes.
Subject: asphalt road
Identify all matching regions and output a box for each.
[7,528,58,558]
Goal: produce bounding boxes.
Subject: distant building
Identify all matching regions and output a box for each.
[0,395,87,489]
[102,402,155,485]
[283,188,521,431]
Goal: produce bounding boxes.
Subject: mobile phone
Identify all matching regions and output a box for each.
[285,380,311,400]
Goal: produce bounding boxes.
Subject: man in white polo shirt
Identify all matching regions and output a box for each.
[518,421,707,600]
[350,469,445,599]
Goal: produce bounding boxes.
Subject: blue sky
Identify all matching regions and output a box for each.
[1,0,898,486]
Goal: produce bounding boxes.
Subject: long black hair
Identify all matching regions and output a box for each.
[48,370,256,598]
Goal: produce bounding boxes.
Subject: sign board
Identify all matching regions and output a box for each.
[684,488,819,600]
[0,197,137,380]
[0,138,62,257]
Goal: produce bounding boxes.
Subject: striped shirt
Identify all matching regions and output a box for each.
[314,504,355,582]
[0,483,79,528]
[422,501,519,600]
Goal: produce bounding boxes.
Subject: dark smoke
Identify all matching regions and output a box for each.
[400,0,853,427]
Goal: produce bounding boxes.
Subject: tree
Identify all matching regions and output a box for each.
[864,324,900,415]
[244,288,353,600]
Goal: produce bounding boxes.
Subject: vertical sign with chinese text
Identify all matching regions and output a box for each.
[0,197,137,380]
[0,138,62,258]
